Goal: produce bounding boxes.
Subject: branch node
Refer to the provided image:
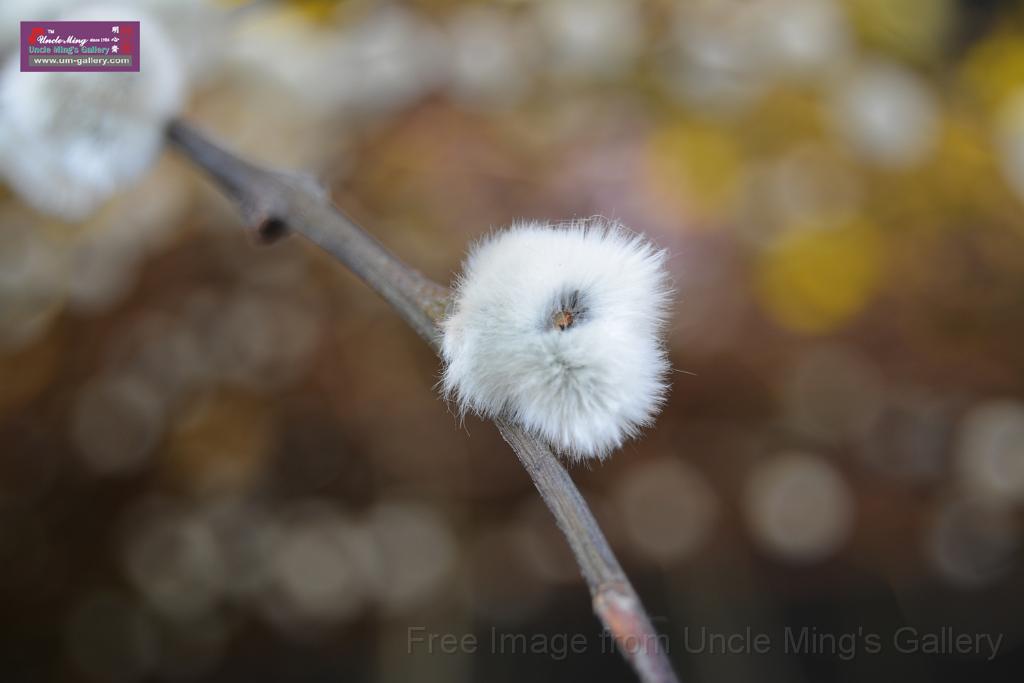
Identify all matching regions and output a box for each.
[256,215,289,243]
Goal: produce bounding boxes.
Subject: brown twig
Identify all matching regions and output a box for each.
[167,119,680,683]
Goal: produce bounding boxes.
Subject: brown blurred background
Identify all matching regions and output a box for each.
[2,0,1024,681]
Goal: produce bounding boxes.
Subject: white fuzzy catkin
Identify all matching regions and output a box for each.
[441,219,672,461]
[0,4,185,220]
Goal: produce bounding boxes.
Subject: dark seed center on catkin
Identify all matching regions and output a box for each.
[551,289,586,331]
[553,309,574,330]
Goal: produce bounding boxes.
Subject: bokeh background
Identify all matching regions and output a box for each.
[2,0,1024,681]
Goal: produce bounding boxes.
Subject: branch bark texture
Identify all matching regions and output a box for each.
[167,119,680,683]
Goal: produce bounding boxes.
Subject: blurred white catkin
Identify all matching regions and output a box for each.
[441,219,673,461]
[0,4,185,220]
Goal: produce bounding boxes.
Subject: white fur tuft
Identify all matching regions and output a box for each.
[0,4,186,220]
[441,218,673,462]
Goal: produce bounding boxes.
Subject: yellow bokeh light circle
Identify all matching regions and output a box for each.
[756,217,885,333]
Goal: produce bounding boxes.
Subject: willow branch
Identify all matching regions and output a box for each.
[166,119,680,683]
